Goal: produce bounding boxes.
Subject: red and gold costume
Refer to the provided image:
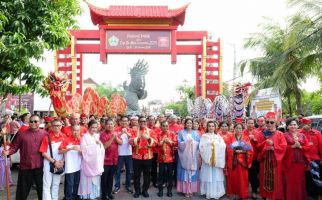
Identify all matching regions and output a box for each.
[157,130,178,163]
[129,127,157,160]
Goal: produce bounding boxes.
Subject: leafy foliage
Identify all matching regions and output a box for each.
[163,81,195,117]
[240,12,321,115]
[95,82,124,99]
[0,0,82,104]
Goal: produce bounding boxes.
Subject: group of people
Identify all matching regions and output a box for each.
[0,111,321,200]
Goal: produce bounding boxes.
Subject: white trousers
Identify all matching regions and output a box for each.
[42,169,62,200]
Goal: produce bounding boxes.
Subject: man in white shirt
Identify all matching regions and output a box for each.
[113,116,133,194]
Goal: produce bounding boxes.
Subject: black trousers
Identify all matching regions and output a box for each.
[151,153,158,184]
[133,159,152,194]
[158,162,173,192]
[248,160,260,193]
[16,167,43,200]
[306,160,322,197]
[101,165,116,199]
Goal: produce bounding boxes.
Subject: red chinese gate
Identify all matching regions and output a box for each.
[55,3,221,100]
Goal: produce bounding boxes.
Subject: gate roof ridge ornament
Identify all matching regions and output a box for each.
[86,2,190,26]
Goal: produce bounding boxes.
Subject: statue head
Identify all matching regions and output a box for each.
[129,59,149,91]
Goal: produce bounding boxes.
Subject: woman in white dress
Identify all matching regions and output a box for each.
[78,120,105,199]
[199,121,226,199]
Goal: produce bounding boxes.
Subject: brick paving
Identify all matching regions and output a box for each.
[1,168,232,200]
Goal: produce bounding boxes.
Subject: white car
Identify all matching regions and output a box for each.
[10,150,20,165]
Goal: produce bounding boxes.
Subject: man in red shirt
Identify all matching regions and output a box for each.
[147,115,161,188]
[100,118,123,200]
[157,121,177,197]
[61,113,87,138]
[300,118,322,199]
[3,114,47,200]
[39,118,65,200]
[129,116,157,198]
[256,112,287,200]
[168,115,182,134]
[167,114,183,186]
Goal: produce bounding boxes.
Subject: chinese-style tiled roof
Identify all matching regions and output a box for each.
[83,78,98,85]
[87,3,189,26]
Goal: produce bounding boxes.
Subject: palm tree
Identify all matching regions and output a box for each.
[241,13,321,115]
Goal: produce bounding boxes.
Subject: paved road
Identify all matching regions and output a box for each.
[1,167,233,200]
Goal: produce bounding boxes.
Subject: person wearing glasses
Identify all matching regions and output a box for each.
[113,116,134,194]
[39,118,65,200]
[283,118,310,200]
[256,112,287,200]
[3,114,47,200]
[129,116,157,198]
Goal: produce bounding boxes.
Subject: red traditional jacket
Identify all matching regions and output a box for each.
[129,127,157,160]
[300,128,322,161]
[218,131,233,146]
[243,128,260,160]
[157,130,178,163]
[148,125,161,154]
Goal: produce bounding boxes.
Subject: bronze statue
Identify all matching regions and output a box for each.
[123,60,149,115]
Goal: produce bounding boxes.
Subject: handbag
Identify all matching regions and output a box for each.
[48,135,65,174]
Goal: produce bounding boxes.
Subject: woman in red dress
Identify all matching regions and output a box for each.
[226,123,253,199]
[283,118,310,200]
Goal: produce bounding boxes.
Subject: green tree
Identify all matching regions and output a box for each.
[241,13,321,115]
[0,1,82,105]
[95,82,124,99]
[163,81,195,116]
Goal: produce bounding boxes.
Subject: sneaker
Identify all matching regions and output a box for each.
[112,187,120,194]
[108,194,114,199]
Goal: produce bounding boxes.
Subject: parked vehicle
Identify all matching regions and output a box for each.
[307,115,322,133]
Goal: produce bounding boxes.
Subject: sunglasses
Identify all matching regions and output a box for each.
[30,120,39,123]
[139,120,147,123]
[52,124,61,127]
[265,121,275,125]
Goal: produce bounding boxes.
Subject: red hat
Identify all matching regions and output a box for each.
[300,118,311,124]
[235,117,243,123]
[80,113,88,118]
[265,112,276,120]
[44,116,53,122]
